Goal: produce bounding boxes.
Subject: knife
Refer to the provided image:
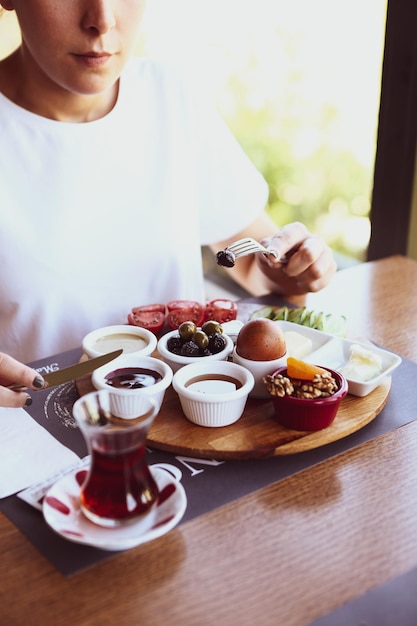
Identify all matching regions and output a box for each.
[8,349,123,391]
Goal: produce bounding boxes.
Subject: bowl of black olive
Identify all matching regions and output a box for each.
[157,320,234,373]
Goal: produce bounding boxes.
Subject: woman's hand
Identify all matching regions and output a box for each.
[211,215,337,297]
[0,353,45,408]
[257,222,337,295]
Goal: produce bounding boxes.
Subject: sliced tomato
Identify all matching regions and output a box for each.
[166,300,202,312]
[131,303,166,314]
[166,300,205,329]
[204,298,238,323]
[128,306,166,335]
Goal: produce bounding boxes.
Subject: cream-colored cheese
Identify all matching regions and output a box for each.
[284,331,313,359]
[340,344,382,381]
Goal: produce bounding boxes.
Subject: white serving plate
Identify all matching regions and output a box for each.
[275,321,402,397]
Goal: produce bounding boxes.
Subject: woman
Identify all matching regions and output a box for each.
[0,1,336,404]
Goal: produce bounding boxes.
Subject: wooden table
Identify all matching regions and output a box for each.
[2,254,417,626]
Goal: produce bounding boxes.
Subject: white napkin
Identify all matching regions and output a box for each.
[0,407,80,498]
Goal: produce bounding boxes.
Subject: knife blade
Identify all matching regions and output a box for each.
[8,349,123,391]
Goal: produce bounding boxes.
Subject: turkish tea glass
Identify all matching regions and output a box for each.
[73,389,159,528]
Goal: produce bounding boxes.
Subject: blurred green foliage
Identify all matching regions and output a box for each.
[224,73,372,264]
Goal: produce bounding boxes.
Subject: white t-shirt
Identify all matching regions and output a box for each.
[0,58,268,363]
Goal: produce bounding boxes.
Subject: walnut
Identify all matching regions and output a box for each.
[294,384,323,399]
[263,373,294,397]
[293,373,338,399]
[263,371,338,399]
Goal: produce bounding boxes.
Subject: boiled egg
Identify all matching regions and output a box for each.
[236,318,287,361]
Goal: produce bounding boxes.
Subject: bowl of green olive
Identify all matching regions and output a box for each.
[157,320,234,373]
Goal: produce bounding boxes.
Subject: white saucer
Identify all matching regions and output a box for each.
[42,466,187,551]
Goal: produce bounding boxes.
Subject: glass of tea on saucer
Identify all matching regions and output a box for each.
[73,389,159,529]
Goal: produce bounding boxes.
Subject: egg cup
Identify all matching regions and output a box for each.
[232,347,288,399]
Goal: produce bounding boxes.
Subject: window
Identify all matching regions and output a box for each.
[140,0,387,266]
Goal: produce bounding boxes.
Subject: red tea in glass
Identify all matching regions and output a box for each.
[73,390,159,528]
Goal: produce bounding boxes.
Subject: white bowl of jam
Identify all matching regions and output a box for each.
[82,324,157,359]
[172,360,254,427]
[91,355,173,413]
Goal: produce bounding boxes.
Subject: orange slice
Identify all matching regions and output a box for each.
[286,357,327,381]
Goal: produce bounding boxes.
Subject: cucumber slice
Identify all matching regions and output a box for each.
[249,306,277,320]
[250,305,347,337]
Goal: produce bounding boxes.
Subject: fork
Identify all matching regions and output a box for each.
[216,237,287,267]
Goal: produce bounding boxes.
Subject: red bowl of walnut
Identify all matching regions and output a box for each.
[263,360,348,431]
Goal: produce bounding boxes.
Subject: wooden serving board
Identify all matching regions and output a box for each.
[77,374,392,460]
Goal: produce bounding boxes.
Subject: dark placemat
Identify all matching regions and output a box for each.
[309,565,417,626]
[0,345,415,576]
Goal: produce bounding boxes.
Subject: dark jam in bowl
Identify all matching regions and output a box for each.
[104,367,163,389]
